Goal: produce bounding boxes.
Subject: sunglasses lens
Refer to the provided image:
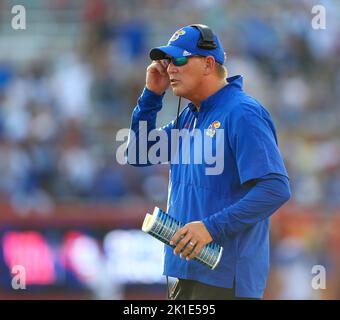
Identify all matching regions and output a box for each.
[173,57,188,66]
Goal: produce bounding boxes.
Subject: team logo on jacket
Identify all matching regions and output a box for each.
[168,29,186,43]
[206,120,221,137]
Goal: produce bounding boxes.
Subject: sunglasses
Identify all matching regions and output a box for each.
[164,55,202,66]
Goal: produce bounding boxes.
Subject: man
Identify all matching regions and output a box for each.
[127,24,291,299]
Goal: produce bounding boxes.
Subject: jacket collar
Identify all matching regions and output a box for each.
[188,75,243,115]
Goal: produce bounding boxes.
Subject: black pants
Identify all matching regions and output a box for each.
[169,278,259,300]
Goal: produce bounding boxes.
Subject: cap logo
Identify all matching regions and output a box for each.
[168,29,186,43]
[183,50,191,56]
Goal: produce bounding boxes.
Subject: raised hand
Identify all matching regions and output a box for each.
[146,60,170,95]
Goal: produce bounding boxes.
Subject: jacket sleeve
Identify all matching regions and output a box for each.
[202,173,291,244]
[127,87,176,166]
[228,102,288,183]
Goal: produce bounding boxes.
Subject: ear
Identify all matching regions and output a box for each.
[203,56,216,75]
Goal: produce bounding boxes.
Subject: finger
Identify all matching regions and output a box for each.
[160,59,170,69]
[155,60,168,75]
[180,239,197,259]
[173,233,191,256]
[154,62,167,75]
[159,60,171,75]
[186,243,203,261]
[174,233,191,255]
[148,61,165,75]
[170,227,188,246]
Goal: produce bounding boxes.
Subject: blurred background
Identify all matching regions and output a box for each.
[0,0,339,300]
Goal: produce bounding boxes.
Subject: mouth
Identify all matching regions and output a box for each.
[170,79,180,85]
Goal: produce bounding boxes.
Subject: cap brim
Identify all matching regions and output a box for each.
[149,45,187,61]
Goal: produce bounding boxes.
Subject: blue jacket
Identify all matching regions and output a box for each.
[128,75,290,298]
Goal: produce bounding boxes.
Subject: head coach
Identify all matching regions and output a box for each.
[126,24,291,300]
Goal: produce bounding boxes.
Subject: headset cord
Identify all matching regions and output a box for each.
[166,275,170,300]
[175,96,182,129]
[166,96,182,299]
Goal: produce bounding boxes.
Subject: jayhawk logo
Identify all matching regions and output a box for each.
[168,29,186,43]
[206,121,221,137]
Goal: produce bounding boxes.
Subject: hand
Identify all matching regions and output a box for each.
[146,60,170,95]
[170,221,213,261]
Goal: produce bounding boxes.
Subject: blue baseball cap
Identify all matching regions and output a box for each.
[149,25,226,65]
